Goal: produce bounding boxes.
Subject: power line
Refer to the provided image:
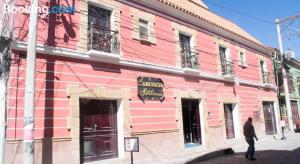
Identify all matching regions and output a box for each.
[203,0,274,25]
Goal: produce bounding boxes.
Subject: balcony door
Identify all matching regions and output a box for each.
[219,46,232,75]
[88,5,112,52]
[88,5,111,30]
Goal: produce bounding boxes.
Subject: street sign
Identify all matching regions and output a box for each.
[124,137,139,152]
[280,120,287,127]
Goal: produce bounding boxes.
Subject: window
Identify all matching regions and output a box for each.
[139,19,149,41]
[239,52,247,66]
[287,74,295,93]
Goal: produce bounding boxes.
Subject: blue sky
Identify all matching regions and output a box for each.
[203,0,300,59]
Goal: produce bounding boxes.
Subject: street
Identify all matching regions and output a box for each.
[187,132,300,164]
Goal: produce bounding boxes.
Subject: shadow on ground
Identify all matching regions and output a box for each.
[186,147,300,164]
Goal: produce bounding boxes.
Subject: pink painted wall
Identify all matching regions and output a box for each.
[13,0,80,49]
[7,52,276,139]
[7,2,277,139]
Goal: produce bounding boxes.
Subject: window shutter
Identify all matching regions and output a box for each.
[149,22,157,44]
[225,48,231,61]
[131,14,139,40]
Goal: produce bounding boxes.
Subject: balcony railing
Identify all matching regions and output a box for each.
[181,50,199,69]
[221,60,234,76]
[88,23,120,54]
[262,72,270,84]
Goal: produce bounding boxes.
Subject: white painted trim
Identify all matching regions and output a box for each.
[183,68,200,75]
[12,41,275,90]
[273,101,281,134]
[232,103,241,138]
[87,50,120,63]
[117,99,125,159]
[199,99,206,146]
[239,79,277,90]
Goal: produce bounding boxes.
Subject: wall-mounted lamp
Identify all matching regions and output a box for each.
[207,112,212,120]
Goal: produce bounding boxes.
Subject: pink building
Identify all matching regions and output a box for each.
[4,0,279,163]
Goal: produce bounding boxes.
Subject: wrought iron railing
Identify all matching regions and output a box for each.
[181,50,199,69]
[88,23,120,54]
[262,72,270,84]
[221,60,234,76]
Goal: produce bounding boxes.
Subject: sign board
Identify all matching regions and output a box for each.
[137,76,164,101]
[280,120,287,127]
[124,137,139,152]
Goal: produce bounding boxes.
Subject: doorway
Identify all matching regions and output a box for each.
[181,99,202,146]
[262,102,277,135]
[291,101,300,125]
[224,104,235,139]
[80,99,118,163]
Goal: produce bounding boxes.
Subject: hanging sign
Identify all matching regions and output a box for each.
[137,76,164,101]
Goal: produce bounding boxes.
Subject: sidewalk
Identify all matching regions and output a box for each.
[90,132,300,164]
[136,132,300,164]
[187,132,300,164]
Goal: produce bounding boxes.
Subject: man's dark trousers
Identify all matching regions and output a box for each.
[246,137,255,159]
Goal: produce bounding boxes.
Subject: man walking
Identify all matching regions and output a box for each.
[243,117,258,161]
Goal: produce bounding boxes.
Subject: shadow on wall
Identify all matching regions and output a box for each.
[14,0,77,46]
[46,0,77,46]
[41,57,55,164]
[186,147,300,164]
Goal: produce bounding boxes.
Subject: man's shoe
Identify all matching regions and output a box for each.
[249,158,257,161]
[245,154,248,159]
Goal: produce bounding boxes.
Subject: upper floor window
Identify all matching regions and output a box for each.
[260,60,270,84]
[179,33,198,69]
[139,19,149,41]
[88,5,119,54]
[287,74,295,93]
[219,46,234,76]
[239,52,247,67]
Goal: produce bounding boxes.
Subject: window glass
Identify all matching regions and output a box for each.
[139,19,149,40]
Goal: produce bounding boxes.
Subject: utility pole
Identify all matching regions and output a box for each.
[23,0,39,163]
[0,0,14,163]
[276,18,295,131]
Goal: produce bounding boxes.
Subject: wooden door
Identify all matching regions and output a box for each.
[291,101,300,124]
[224,104,235,139]
[263,102,277,135]
[80,99,118,163]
